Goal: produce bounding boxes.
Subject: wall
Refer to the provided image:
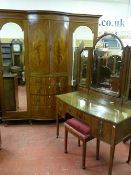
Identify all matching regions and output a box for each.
[0,0,130,45]
[0,0,129,17]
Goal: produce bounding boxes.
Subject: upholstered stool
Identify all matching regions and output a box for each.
[64,118,100,169]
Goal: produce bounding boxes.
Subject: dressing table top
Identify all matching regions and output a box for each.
[56,91,131,124]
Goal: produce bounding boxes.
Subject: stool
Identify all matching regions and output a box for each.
[64,118,100,169]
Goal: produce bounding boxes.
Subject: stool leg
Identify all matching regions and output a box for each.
[127,139,131,163]
[78,139,81,147]
[82,140,86,169]
[0,130,1,150]
[64,127,68,153]
[96,139,100,160]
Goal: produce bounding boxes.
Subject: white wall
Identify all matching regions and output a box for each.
[0,0,129,17]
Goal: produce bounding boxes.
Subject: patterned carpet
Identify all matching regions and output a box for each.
[0,122,130,175]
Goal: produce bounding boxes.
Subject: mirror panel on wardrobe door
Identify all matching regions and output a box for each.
[0,22,27,111]
[72,26,94,87]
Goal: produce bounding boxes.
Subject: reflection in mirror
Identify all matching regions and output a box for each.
[91,33,123,96]
[72,26,94,87]
[0,22,27,111]
[79,48,88,85]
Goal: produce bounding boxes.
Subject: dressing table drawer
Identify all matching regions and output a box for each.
[91,117,112,143]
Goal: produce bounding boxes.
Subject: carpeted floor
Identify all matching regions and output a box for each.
[0,122,130,175]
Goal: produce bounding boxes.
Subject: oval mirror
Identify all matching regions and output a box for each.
[91,33,123,96]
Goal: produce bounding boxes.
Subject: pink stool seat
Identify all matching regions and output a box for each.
[65,118,91,135]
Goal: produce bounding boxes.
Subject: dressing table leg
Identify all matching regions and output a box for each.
[108,144,115,175]
[96,139,100,160]
[127,139,131,163]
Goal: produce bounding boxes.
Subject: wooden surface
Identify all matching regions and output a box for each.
[3,73,18,111]
[30,75,68,119]
[56,91,131,175]
[28,20,50,73]
[0,10,103,121]
[26,11,100,120]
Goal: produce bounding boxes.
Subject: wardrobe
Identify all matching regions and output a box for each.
[0,10,100,121]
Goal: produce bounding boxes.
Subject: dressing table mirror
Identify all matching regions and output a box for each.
[91,33,124,97]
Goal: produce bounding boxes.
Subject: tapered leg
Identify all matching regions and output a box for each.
[96,139,100,160]
[78,139,81,146]
[127,139,131,163]
[64,128,68,153]
[0,130,1,150]
[108,144,115,175]
[82,140,86,169]
[56,115,59,138]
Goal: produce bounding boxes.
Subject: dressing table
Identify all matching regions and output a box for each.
[56,91,131,175]
[56,33,131,175]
